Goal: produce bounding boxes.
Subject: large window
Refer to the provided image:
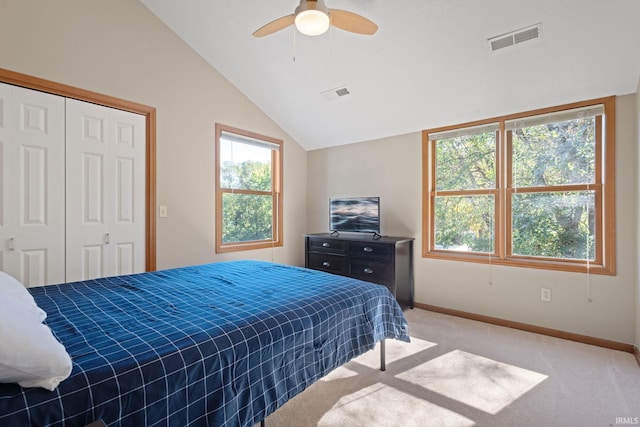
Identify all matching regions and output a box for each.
[422,97,615,274]
[215,124,283,253]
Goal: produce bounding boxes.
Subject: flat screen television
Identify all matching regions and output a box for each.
[329,197,380,236]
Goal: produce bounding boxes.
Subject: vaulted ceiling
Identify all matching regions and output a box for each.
[141,0,640,151]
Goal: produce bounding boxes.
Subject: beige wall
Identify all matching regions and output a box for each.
[0,0,308,269]
[308,95,638,344]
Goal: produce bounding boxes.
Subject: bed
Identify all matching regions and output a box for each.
[0,260,409,426]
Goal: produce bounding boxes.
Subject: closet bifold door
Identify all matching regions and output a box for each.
[65,98,146,282]
[0,82,66,287]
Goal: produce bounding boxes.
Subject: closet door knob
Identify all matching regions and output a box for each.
[9,237,15,251]
[105,233,110,245]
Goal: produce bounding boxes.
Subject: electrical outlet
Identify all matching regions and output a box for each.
[541,288,551,302]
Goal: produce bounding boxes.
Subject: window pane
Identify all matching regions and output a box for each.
[222,193,273,243]
[220,138,272,191]
[511,117,596,187]
[434,195,494,253]
[512,191,595,260]
[435,131,496,191]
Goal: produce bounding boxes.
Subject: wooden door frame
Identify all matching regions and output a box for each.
[0,68,157,272]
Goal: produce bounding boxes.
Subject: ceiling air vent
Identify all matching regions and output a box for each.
[321,85,351,101]
[488,23,542,52]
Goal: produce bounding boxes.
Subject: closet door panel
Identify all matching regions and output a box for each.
[66,99,145,281]
[107,107,145,277]
[115,243,134,276]
[66,99,110,282]
[22,146,48,224]
[81,245,105,280]
[20,249,47,287]
[0,83,65,286]
[115,156,134,222]
[82,153,105,224]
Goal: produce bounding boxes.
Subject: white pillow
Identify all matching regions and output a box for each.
[0,295,72,391]
[0,271,47,322]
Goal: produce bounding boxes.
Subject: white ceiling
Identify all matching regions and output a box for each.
[141,0,640,151]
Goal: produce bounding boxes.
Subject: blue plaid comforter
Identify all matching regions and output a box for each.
[0,260,409,426]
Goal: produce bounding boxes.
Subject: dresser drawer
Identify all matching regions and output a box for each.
[349,259,393,284]
[305,233,414,309]
[307,237,348,254]
[307,253,348,275]
[348,242,393,261]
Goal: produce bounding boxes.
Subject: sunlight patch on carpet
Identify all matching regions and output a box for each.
[318,383,475,427]
[396,350,548,414]
[352,337,437,369]
[321,365,359,381]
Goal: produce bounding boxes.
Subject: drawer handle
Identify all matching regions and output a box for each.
[322,243,331,248]
[363,268,374,274]
[363,247,373,253]
[323,261,331,267]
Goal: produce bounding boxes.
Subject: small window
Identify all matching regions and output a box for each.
[423,97,615,274]
[215,124,283,253]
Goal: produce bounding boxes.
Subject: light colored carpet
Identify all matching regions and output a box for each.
[260,308,640,427]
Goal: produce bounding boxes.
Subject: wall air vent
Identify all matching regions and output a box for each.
[321,85,351,101]
[488,23,542,52]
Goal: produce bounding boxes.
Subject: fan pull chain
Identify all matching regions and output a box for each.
[330,14,334,52]
[294,29,297,62]
[292,27,296,62]
[586,267,592,303]
[488,214,494,286]
[586,183,592,303]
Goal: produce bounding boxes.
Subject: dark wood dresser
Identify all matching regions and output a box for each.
[304,233,414,309]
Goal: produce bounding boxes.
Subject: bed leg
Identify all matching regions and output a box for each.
[380,339,386,371]
[261,420,265,427]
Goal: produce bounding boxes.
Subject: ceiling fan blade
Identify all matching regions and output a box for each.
[328,9,378,35]
[253,14,295,37]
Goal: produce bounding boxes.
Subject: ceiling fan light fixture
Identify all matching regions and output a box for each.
[252,0,377,38]
[294,1,330,36]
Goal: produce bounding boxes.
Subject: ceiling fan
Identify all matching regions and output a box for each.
[253,0,378,38]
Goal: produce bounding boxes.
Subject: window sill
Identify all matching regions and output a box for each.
[422,250,615,275]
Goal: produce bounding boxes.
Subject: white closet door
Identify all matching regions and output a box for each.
[107,107,146,277]
[0,83,66,287]
[65,99,146,282]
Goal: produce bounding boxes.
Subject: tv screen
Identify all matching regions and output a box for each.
[330,197,380,234]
